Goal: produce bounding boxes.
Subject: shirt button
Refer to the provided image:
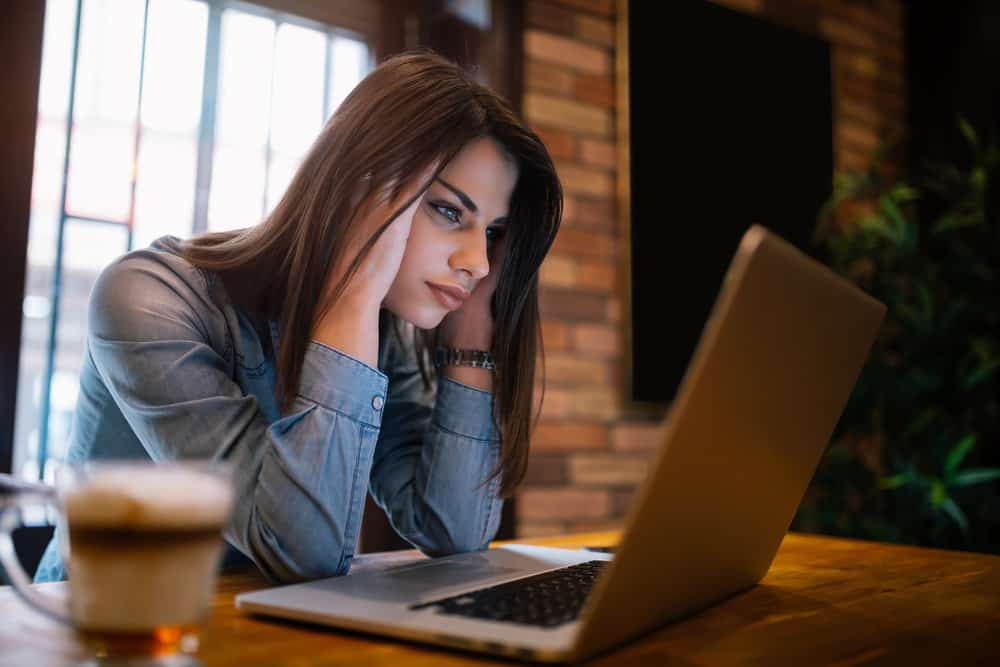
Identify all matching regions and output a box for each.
[372,395,384,411]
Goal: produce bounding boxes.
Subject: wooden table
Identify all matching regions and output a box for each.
[3,531,999,665]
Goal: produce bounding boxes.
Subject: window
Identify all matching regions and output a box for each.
[14,0,372,484]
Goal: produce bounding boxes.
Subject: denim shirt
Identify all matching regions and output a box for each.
[34,237,503,584]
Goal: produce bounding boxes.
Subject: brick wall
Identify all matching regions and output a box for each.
[517,0,905,538]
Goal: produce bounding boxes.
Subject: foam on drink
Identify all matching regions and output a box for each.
[59,464,234,635]
[63,465,232,530]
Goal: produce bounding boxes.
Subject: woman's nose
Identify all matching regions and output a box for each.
[450,231,490,280]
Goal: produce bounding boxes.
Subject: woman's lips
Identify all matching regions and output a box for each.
[427,282,470,310]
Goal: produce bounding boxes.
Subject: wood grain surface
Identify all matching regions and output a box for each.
[2,531,998,666]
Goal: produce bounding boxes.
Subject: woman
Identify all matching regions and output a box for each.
[34,50,562,584]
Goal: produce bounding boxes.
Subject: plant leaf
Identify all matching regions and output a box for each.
[902,408,938,440]
[879,472,913,490]
[958,116,979,148]
[944,434,977,478]
[953,469,1000,487]
[889,183,919,202]
[857,213,896,242]
[879,195,908,243]
[932,213,981,235]
[961,358,1000,390]
[930,478,947,508]
[940,497,969,535]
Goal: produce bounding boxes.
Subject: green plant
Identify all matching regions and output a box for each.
[793,120,1000,552]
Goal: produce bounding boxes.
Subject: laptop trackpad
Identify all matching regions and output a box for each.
[321,554,521,604]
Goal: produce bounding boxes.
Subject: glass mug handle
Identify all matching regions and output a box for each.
[0,480,72,624]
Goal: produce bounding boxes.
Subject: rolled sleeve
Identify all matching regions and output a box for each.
[431,377,499,441]
[299,342,388,427]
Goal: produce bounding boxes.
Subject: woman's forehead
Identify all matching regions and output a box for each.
[435,139,518,204]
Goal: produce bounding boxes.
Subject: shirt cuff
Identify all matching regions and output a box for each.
[298,341,389,427]
[432,376,498,442]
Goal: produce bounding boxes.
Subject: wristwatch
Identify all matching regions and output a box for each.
[434,347,496,371]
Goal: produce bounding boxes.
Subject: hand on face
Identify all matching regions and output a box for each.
[382,137,518,346]
[326,164,437,312]
[436,235,507,349]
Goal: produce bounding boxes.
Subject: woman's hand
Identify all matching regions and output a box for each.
[435,237,507,391]
[312,167,435,365]
[437,235,506,349]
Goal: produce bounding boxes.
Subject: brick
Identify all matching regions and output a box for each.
[837,120,880,153]
[611,486,636,516]
[558,161,614,197]
[535,386,573,419]
[525,30,611,76]
[572,323,620,357]
[525,59,575,96]
[516,521,566,539]
[606,296,621,322]
[568,518,623,533]
[838,51,880,80]
[575,14,614,47]
[551,227,614,260]
[561,194,578,225]
[569,454,649,486]
[539,253,577,287]
[835,53,902,94]
[541,320,570,350]
[524,454,568,485]
[838,76,904,115]
[580,138,615,169]
[612,422,666,451]
[570,196,615,230]
[519,487,611,521]
[819,17,877,52]
[577,260,616,292]
[540,287,607,321]
[546,0,614,18]
[575,73,615,108]
[526,1,576,35]
[836,97,885,128]
[525,93,612,137]
[568,386,620,420]
[533,421,609,450]
[820,2,902,43]
[838,148,871,173]
[534,125,577,161]
[543,353,609,384]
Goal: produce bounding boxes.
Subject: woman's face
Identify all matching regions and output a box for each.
[383,137,519,329]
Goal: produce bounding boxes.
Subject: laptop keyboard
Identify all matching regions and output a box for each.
[410,560,608,629]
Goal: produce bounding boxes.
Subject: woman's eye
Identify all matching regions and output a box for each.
[432,202,462,224]
[486,226,507,244]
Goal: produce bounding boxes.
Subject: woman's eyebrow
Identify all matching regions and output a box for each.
[435,177,509,224]
[435,177,478,213]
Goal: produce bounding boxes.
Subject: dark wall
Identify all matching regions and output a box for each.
[905,1,1000,222]
[628,0,832,405]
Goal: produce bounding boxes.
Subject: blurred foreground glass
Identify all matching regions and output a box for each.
[0,461,234,663]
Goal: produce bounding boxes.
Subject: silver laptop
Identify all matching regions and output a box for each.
[235,225,886,663]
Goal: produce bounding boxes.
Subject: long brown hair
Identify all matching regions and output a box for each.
[182,50,562,497]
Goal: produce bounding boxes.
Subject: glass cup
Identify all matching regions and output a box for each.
[0,461,234,664]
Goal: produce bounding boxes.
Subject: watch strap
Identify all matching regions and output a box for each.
[434,347,496,371]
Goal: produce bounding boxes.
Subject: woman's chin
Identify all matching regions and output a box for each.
[388,304,447,331]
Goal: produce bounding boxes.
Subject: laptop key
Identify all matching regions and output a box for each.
[410,560,608,629]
